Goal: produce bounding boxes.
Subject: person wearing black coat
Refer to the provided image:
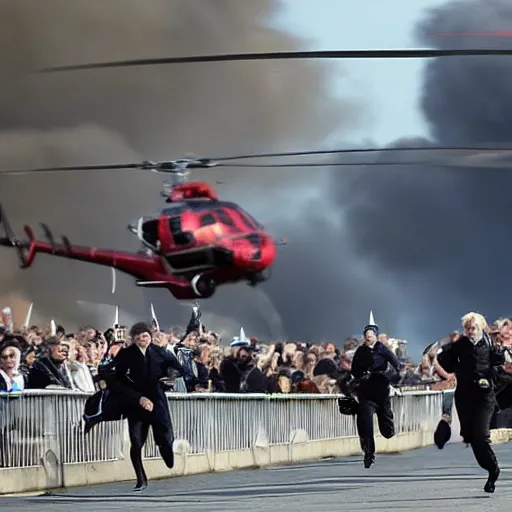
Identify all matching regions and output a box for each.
[83,336,137,435]
[237,346,268,393]
[348,316,401,469]
[26,337,74,390]
[220,344,268,393]
[437,312,504,494]
[219,354,241,392]
[103,322,184,491]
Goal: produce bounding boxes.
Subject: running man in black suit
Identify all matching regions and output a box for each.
[437,312,504,493]
[114,322,184,491]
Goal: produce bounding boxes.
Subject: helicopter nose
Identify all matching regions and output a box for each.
[259,234,277,269]
[232,234,276,271]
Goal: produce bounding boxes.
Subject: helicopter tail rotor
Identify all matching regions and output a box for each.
[0,204,36,268]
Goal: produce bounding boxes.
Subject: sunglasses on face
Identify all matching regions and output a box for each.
[1,353,16,360]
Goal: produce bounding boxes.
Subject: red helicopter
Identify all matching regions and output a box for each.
[0,159,284,300]
[2,46,512,299]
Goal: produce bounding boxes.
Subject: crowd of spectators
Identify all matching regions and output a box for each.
[1,306,511,395]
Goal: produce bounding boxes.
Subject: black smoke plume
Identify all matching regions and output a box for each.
[324,0,512,352]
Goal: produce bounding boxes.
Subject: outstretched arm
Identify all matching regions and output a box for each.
[381,344,401,371]
[378,344,402,384]
[433,353,454,380]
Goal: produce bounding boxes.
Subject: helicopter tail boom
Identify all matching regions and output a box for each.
[0,204,209,298]
[0,203,165,279]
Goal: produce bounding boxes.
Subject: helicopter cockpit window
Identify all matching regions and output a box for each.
[235,207,262,230]
[199,213,216,227]
[242,210,262,229]
[215,209,236,227]
[219,202,262,230]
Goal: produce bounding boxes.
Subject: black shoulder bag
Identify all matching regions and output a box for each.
[338,395,359,416]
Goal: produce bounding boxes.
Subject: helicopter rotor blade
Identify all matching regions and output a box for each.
[37,48,512,73]
[211,145,512,161]
[2,147,512,176]
[0,159,216,176]
[0,162,141,176]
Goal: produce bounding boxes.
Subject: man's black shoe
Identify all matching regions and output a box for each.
[484,467,500,493]
[434,419,451,449]
[133,480,148,492]
[363,454,375,469]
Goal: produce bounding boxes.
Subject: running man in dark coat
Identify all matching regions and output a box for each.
[349,312,401,469]
[437,312,504,494]
[114,322,184,491]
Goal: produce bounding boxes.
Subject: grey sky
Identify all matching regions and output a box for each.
[276,0,449,145]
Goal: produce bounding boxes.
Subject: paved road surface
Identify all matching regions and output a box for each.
[1,443,511,511]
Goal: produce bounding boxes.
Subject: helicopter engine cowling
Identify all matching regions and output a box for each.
[190,273,216,298]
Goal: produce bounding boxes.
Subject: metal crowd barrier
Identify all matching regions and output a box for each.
[0,390,444,469]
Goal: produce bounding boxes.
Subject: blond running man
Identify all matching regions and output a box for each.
[437,312,504,493]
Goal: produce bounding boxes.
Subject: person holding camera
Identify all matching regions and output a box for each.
[345,314,401,469]
[437,312,504,494]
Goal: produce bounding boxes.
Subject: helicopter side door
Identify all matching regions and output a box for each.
[135,217,160,252]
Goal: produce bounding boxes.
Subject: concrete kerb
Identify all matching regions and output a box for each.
[0,428,434,495]
[1,427,511,496]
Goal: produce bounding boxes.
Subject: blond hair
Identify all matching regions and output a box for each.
[461,312,489,333]
[491,317,512,333]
